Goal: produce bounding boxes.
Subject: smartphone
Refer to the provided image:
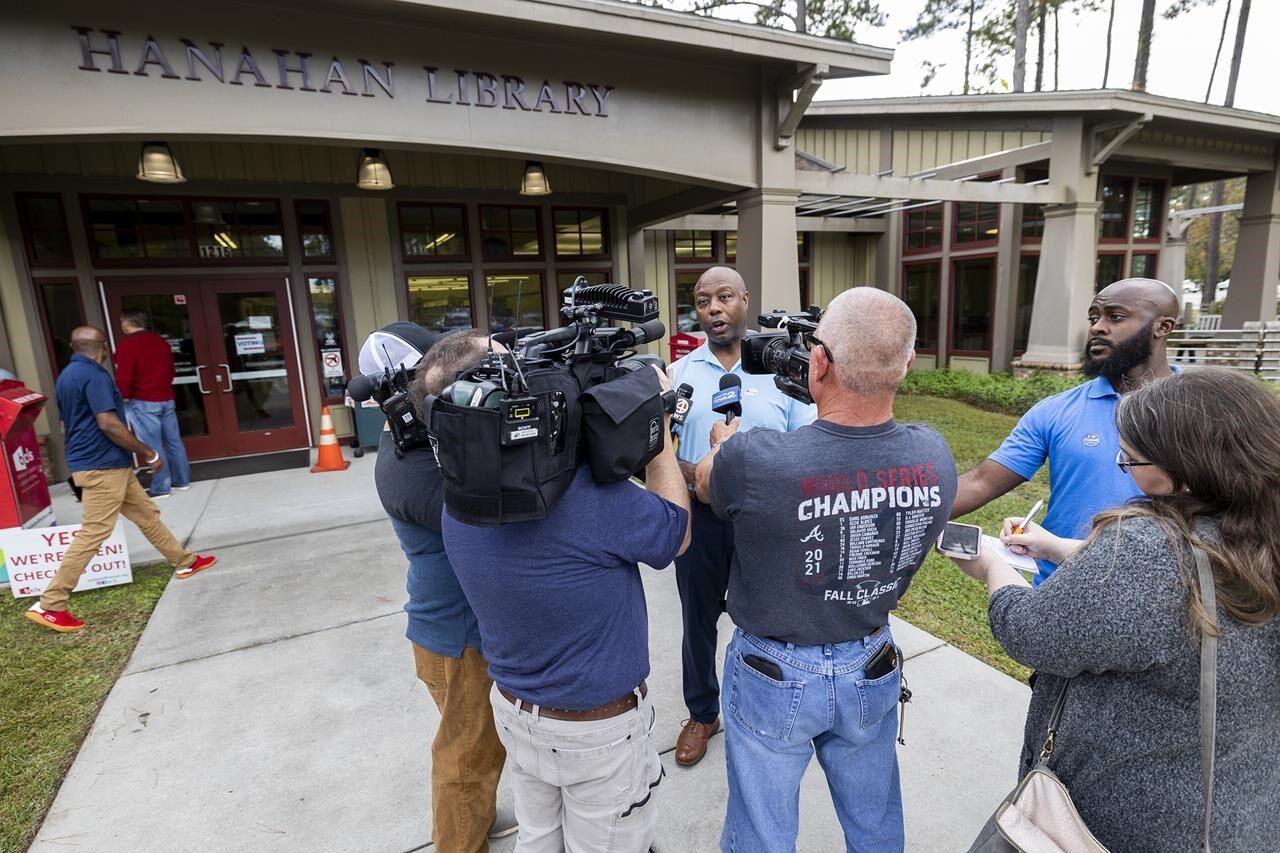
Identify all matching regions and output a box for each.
[937,521,982,560]
[742,654,784,681]
[864,642,899,681]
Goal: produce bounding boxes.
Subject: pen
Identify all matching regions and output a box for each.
[1013,499,1044,535]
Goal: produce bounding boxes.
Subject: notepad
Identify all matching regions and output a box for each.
[982,534,1040,575]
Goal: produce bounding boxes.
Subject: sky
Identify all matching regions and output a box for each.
[692,1,1279,113]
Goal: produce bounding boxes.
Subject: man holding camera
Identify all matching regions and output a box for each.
[437,334,691,852]
[668,266,815,767]
[695,287,956,851]
[368,325,510,852]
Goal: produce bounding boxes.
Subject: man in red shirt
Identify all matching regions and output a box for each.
[115,310,191,498]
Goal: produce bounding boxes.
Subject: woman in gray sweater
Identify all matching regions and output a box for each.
[951,368,1280,852]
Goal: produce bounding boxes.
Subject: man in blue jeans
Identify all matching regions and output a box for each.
[695,288,957,852]
[115,310,190,498]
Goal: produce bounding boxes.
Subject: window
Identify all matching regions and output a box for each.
[481,206,541,258]
[407,275,473,334]
[1131,181,1164,241]
[400,204,467,260]
[1020,168,1048,241]
[798,268,811,309]
[953,202,999,245]
[725,231,737,263]
[1096,252,1126,290]
[905,205,943,252]
[1130,252,1158,279]
[17,194,73,266]
[673,230,714,261]
[37,281,85,376]
[306,276,347,403]
[192,200,284,259]
[903,262,941,352]
[296,200,335,260]
[553,208,608,258]
[88,197,191,260]
[1014,254,1039,355]
[1099,177,1130,240]
[951,257,996,353]
[797,231,810,263]
[485,272,545,332]
[674,271,704,333]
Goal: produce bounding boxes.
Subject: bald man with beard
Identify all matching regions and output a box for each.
[950,277,1182,584]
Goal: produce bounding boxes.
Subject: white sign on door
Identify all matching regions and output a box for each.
[3,521,132,599]
[234,333,266,355]
[321,349,344,378]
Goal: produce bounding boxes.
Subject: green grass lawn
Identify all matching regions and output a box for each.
[0,563,172,853]
[895,394,1043,683]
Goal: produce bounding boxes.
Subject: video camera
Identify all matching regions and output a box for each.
[425,279,672,527]
[741,306,824,405]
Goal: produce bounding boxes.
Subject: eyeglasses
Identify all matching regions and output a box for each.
[803,333,836,365]
[1115,448,1156,474]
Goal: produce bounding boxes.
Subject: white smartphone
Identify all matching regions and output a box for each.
[937,522,982,560]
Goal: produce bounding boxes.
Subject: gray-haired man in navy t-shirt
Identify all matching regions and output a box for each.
[695,287,957,853]
[443,362,690,853]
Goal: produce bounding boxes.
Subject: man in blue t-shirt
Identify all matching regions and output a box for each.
[441,355,690,852]
[26,327,215,634]
[667,266,815,767]
[951,278,1181,582]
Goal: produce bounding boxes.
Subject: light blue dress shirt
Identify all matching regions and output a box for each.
[670,341,816,463]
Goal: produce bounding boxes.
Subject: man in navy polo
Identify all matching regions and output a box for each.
[668,266,814,765]
[951,278,1181,583]
[26,327,215,633]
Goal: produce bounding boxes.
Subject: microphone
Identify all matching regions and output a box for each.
[610,318,666,350]
[711,374,742,424]
[671,383,694,427]
[346,372,383,403]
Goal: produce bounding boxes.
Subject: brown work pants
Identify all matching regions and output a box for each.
[413,643,506,853]
[39,467,194,611]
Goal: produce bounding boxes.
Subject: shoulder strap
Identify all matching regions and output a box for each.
[1194,547,1219,853]
[1038,678,1071,763]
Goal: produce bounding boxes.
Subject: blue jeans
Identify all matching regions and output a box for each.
[720,627,903,853]
[126,399,191,494]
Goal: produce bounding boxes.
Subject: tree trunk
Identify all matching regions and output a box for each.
[1205,0,1233,102]
[1102,0,1116,86]
[1013,0,1030,92]
[1225,0,1250,106]
[1053,6,1060,90]
[795,0,807,34]
[963,0,975,94]
[1132,0,1156,91]
[1035,0,1047,92]
[1203,0,1250,309]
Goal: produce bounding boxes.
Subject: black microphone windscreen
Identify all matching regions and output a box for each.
[634,318,666,343]
[346,373,381,403]
[719,373,742,390]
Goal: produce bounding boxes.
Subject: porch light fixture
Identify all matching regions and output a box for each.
[136,142,186,184]
[519,161,551,196]
[356,148,394,190]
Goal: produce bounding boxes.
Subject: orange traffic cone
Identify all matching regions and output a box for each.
[311,406,350,473]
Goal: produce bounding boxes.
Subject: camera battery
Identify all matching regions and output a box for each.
[500,395,542,446]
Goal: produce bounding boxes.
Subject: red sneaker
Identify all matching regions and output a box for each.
[26,604,86,633]
[175,554,217,580]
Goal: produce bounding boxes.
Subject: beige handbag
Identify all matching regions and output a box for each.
[967,548,1219,853]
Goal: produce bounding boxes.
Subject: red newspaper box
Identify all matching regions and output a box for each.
[0,380,54,530]
[669,332,703,364]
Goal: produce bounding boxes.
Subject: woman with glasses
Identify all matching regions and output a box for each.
[947,367,1280,852]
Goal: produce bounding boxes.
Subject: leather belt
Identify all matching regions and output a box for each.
[498,680,648,721]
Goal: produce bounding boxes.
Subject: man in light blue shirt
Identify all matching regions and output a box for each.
[667,266,814,765]
[951,278,1181,583]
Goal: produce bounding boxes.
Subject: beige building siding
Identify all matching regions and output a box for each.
[889,129,1049,175]
[0,142,684,208]
[809,233,878,307]
[793,128,880,174]
[642,230,674,335]
[1132,128,1273,158]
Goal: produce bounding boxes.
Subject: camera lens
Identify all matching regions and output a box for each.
[758,337,790,375]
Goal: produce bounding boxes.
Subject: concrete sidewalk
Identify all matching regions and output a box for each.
[31,454,1028,852]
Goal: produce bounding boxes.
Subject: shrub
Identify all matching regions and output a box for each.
[901,368,1087,416]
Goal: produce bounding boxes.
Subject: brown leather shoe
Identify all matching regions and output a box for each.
[675,718,721,766]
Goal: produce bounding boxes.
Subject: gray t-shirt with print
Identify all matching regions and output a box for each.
[709,418,957,645]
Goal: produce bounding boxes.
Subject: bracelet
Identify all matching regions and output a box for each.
[146,452,160,464]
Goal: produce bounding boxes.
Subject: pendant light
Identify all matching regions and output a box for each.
[519,161,551,196]
[136,142,186,184]
[356,148,394,190]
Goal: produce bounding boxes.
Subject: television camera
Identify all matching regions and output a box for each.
[741,305,824,405]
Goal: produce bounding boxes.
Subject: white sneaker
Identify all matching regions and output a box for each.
[147,491,170,500]
[173,485,191,491]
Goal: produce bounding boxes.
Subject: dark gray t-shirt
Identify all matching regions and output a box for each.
[709,418,957,645]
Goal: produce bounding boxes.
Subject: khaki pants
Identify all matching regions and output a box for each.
[40,468,194,612]
[413,643,507,853]
[491,684,662,853]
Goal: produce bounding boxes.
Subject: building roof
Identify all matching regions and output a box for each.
[375,0,894,78]
[810,89,1280,141]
